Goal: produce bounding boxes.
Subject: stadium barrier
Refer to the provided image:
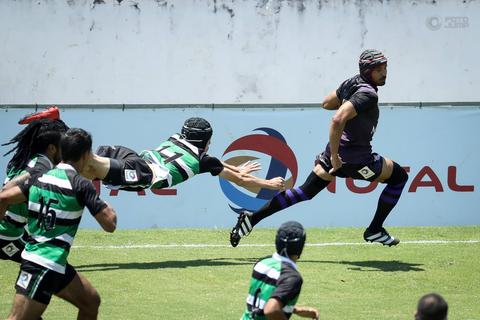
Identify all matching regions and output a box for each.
[1,104,478,229]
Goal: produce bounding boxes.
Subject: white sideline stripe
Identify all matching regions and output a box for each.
[71,240,480,249]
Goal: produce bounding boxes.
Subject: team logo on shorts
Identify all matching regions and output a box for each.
[357,166,375,179]
[17,271,33,289]
[124,169,138,182]
[2,243,19,257]
[220,128,298,213]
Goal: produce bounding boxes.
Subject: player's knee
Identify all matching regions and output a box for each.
[299,171,330,199]
[89,290,101,310]
[79,289,101,315]
[386,162,408,186]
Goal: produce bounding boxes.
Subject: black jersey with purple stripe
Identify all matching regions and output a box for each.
[325,74,379,164]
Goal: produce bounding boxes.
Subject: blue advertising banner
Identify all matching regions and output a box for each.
[1,106,478,229]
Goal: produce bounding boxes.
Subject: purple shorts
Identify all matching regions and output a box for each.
[316,152,384,182]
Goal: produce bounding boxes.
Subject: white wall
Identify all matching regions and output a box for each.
[0,0,478,104]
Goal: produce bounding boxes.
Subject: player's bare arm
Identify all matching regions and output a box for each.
[81,154,110,180]
[293,306,320,319]
[94,203,117,233]
[0,186,27,220]
[1,172,30,192]
[221,160,261,175]
[322,90,341,110]
[328,101,357,174]
[263,298,289,320]
[218,167,285,190]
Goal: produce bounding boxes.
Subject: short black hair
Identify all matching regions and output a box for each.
[60,128,92,162]
[417,293,448,320]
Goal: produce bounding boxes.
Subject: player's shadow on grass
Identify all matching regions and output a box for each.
[302,260,425,272]
[75,257,259,272]
[76,258,423,273]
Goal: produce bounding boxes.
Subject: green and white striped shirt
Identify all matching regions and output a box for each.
[19,163,106,273]
[0,154,53,241]
[241,253,302,320]
[140,134,203,189]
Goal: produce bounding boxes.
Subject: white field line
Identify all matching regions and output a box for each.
[72,240,480,249]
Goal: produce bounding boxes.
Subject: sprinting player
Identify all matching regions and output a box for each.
[0,128,117,320]
[81,117,285,192]
[0,119,69,262]
[415,293,448,320]
[231,49,408,247]
[241,221,319,320]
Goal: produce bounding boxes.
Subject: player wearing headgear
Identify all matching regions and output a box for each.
[241,221,319,320]
[231,49,408,247]
[0,118,69,262]
[80,117,285,192]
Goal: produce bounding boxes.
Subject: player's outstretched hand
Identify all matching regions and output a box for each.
[294,306,320,319]
[239,160,262,175]
[329,154,343,174]
[269,177,285,190]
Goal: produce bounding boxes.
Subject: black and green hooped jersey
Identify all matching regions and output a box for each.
[140,134,203,189]
[242,253,303,320]
[19,163,106,274]
[0,154,53,241]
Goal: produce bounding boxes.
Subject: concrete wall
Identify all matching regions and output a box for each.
[0,0,478,104]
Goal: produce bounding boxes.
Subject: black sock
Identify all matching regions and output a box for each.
[368,162,408,231]
[251,171,330,226]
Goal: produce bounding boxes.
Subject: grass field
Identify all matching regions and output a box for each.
[1,226,479,319]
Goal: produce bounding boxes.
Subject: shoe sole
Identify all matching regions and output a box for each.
[229,212,253,248]
[230,230,240,247]
[364,238,400,247]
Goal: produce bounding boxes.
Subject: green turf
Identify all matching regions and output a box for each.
[1,226,479,319]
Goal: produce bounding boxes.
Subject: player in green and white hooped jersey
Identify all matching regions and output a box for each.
[81,117,285,192]
[1,118,68,262]
[241,221,319,320]
[0,128,117,320]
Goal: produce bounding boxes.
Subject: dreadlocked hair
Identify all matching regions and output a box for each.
[2,119,69,173]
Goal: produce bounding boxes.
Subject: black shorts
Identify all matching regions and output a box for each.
[15,260,77,305]
[316,152,384,182]
[96,145,153,191]
[0,233,28,263]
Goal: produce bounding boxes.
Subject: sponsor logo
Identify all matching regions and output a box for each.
[220,128,298,213]
[16,271,32,290]
[357,166,375,179]
[124,169,138,182]
[2,243,20,257]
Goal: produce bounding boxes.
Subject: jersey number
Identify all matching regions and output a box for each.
[37,197,58,231]
[157,146,183,164]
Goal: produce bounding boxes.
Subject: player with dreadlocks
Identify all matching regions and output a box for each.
[231,49,408,247]
[0,118,69,262]
[240,221,319,320]
[80,117,285,193]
